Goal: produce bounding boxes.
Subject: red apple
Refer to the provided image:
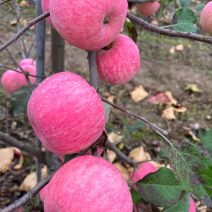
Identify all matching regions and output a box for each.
[189,197,196,212]
[19,58,36,67]
[200,2,212,34]
[97,34,140,85]
[42,0,54,28]
[1,70,21,93]
[27,72,106,155]
[39,185,48,202]
[136,1,160,16]
[15,65,36,87]
[44,155,133,211]
[49,0,128,50]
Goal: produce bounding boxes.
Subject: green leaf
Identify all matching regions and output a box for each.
[201,128,212,154]
[102,102,111,123]
[158,149,170,159]
[121,117,128,126]
[64,154,73,163]
[162,191,190,212]
[123,21,138,43]
[130,186,142,204]
[172,8,197,32]
[169,141,212,207]
[195,4,205,11]
[136,168,183,207]
[127,121,145,133]
[181,0,191,7]
[12,84,37,116]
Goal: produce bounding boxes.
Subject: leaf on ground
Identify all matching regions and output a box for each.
[102,102,111,123]
[162,191,190,212]
[108,132,123,144]
[12,85,37,116]
[113,162,130,181]
[161,107,176,120]
[130,85,148,103]
[172,8,197,32]
[165,91,177,105]
[173,106,187,113]
[136,167,184,207]
[201,128,212,154]
[175,44,184,51]
[169,141,212,207]
[128,146,151,162]
[189,130,200,142]
[104,150,116,163]
[185,84,202,93]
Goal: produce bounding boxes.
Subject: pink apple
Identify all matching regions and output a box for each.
[136,1,160,16]
[57,149,104,163]
[96,34,140,85]
[42,0,54,28]
[15,65,36,87]
[200,2,212,34]
[189,197,196,212]
[44,155,133,211]
[19,58,36,67]
[1,70,21,93]
[49,0,128,50]
[39,185,48,202]
[27,72,106,155]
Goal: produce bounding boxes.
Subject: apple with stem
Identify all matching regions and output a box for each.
[27,72,106,155]
[1,70,21,93]
[200,1,212,34]
[96,34,140,85]
[44,155,133,212]
[49,0,128,50]
[15,65,36,86]
[136,1,160,17]
[19,58,36,67]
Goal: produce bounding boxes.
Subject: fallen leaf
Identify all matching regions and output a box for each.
[107,95,116,103]
[104,150,116,163]
[19,0,27,6]
[173,106,187,113]
[161,107,176,120]
[185,84,202,93]
[0,147,23,173]
[10,20,17,25]
[189,130,200,142]
[151,20,159,26]
[130,85,148,103]
[175,44,184,51]
[20,18,27,26]
[19,166,47,192]
[108,132,123,144]
[113,162,130,181]
[165,91,177,105]
[169,46,175,54]
[128,146,151,162]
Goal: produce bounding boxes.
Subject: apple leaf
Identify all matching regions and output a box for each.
[195,4,205,11]
[127,121,145,133]
[158,149,170,159]
[123,22,138,43]
[135,167,183,207]
[12,84,37,116]
[181,0,191,7]
[172,8,197,32]
[102,102,110,123]
[162,191,190,212]
[200,128,212,154]
[169,141,212,207]
[128,185,142,204]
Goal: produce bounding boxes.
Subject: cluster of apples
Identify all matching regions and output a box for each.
[1,58,36,93]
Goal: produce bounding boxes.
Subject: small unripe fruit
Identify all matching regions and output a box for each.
[136,1,160,16]
[1,70,21,93]
[49,0,128,50]
[97,34,140,85]
[42,0,54,28]
[200,2,212,34]
[15,65,36,86]
[44,155,133,212]
[19,58,36,67]
[27,72,106,155]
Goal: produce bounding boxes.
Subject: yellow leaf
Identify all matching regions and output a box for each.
[175,44,184,51]
[151,20,159,26]
[165,91,177,105]
[113,162,130,181]
[20,0,27,6]
[128,146,151,162]
[130,85,148,103]
[118,143,124,150]
[104,150,116,163]
[161,107,176,120]
[108,132,123,144]
[10,20,17,26]
[169,46,175,54]
[189,131,200,142]
[185,84,202,93]
[173,107,187,113]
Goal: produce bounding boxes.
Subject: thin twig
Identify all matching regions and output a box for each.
[0,131,46,163]
[127,12,212,45]
[101,96,168,135]
[0,22,17,33]
[0,11,50,52]
[12,0,26,58]
[0,0,11,6]
[0,64,45,78]
[27,36,36,58]
[1,147,90,212]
